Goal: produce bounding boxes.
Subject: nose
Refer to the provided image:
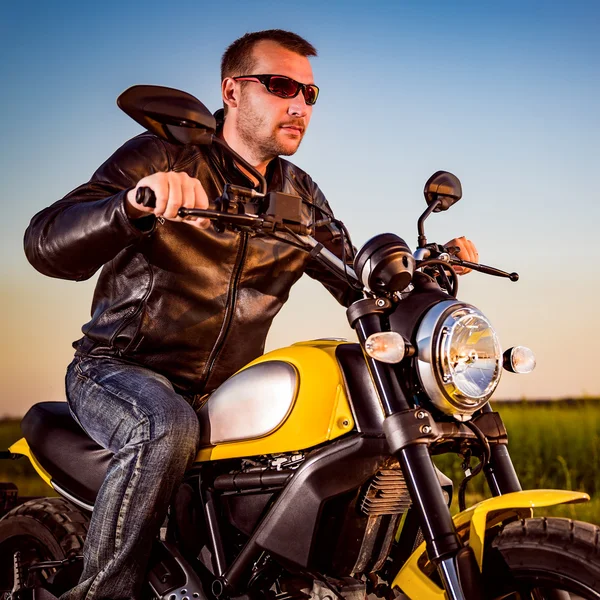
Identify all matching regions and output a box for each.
[288,95,309,117]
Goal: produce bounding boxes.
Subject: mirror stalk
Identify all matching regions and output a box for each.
[417,197,441,248]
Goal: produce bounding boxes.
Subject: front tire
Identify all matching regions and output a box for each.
[0,497,89,597]
[484,517,600,598]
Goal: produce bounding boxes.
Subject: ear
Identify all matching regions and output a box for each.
[222,78,239,110]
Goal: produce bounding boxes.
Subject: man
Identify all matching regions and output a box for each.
[25,29,478,600]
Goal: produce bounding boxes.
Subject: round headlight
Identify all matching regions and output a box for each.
[416,300,502,419]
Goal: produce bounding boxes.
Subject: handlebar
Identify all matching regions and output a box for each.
[135,186,514,295]
[135,186,312,235]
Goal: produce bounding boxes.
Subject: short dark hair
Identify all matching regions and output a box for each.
[221,29,317,81]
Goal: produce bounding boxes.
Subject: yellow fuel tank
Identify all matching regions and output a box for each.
[195,340,355,461]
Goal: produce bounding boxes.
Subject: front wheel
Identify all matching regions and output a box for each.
[484,517,600,598]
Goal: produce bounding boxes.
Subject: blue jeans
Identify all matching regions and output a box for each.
[60,356,201,600]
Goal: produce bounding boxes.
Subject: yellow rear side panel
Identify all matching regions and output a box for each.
[195,340,355,461]
[9,437,53,489]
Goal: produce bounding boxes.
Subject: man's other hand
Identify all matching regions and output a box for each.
[445,236,479,275]
[125,171,211,229]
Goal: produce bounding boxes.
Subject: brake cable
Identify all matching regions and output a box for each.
[333,218,364,292]
[263,231,315,253]
[417,258,459,298]
[457,420,492,511]
[276,222,362,293]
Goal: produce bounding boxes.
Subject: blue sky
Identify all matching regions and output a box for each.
[1,0,599,415]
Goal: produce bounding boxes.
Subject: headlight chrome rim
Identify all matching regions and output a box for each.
[416,300,502,419]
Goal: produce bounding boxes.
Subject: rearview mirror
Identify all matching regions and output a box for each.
[117,85,216,146]
[423,171,462,212]
[117,84,270,194]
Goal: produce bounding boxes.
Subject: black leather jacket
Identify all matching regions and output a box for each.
[24,132,355,395]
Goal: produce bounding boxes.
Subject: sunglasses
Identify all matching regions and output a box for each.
[232,74,319,106]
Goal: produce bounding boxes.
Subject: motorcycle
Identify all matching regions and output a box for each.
[1,85,599,600]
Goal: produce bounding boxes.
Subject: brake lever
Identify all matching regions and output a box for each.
[440,243,518,281]
[452,258,519,281]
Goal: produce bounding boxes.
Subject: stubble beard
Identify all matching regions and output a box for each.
[236,96,304,164]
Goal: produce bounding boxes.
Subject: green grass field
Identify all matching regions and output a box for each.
[2,400,599,521]
[434,399,600,523]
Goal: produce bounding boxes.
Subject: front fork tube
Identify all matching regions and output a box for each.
[351,307,482,599]
[439,557,469,600]
[398,444,461,561]
[354,311,463,561]
[481,405,522,495]
[354,314,409,415]
[485,444,522,495]
[398,444,483,600]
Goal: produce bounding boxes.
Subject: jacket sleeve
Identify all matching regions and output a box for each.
[23,133,170,281]
[303,182,362,307]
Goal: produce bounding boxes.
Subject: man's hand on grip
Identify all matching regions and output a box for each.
[126,171,211,229]
[445,236,479,275]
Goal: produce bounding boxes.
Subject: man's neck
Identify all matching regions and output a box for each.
[221,118,272,176]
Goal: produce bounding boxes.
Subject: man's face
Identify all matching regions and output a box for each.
[232,40,315,162]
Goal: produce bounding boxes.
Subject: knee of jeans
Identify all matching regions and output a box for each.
[152,404,200,457]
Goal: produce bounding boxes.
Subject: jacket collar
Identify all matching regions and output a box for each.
[212,109,283,193]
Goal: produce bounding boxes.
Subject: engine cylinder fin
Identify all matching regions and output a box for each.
[359,469,411,516]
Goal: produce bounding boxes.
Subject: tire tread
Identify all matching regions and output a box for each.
[1,497,88,557]
[490,517,600,595]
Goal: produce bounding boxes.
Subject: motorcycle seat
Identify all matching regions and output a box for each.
[21,402,112,507]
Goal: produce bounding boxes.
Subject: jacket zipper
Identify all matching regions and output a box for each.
[198,231,249,390]
[110,256,154,353]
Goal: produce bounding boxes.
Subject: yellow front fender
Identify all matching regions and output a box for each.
[392,489,589,599]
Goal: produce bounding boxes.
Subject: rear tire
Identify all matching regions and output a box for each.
[0,497,89,597]
[484,517,600,598]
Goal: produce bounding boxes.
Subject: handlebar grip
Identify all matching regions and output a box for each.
[136,186,156,209]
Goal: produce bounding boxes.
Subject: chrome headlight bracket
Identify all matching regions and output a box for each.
[416,300,502,420]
